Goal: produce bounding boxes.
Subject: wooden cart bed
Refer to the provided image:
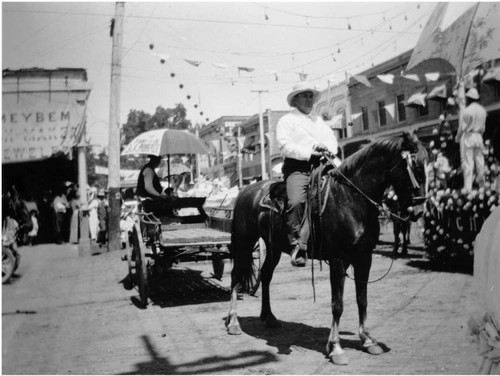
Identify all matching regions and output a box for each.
[159,223,231,247]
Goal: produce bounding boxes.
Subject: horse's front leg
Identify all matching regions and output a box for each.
[393,220,401,256]
[354,258,384,355]
[401,221,410,256]
[226,282,242,335]
[326,258,349,365]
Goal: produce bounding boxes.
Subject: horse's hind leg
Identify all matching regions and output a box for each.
[226,236,256,335]
[259,240,282,328]
[354,258,384,356]
[226,282,242,335]
[326,258,349,365]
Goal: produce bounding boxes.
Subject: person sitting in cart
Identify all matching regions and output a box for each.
[136,155,175,217]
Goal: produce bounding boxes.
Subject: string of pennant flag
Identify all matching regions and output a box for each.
[150,47,308,82]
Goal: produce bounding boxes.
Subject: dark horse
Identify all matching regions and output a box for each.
[225,133,427,365]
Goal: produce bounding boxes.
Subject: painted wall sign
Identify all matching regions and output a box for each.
[2,92,86,163]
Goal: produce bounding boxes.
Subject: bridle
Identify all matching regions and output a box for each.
[315,151,424,285]
[321,151,422,222]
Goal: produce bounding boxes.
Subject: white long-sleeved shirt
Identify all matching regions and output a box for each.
[276,108,338,161]
[459,102,487,136]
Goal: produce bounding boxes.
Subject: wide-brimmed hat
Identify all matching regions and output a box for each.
[286,81,321,107]
[466,88,479,100]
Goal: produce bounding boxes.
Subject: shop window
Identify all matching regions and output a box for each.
[418,102,429,117]
[377,100,387,127]
[396,94,406,122]
[361,106,369,131]
[494,82,500,98]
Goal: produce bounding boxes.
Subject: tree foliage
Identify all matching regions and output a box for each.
[121,103,192,148]
[119,103,193,170]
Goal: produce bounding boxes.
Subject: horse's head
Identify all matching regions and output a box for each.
[387,133,428,220]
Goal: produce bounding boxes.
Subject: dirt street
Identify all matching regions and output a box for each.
[2,226,482,375]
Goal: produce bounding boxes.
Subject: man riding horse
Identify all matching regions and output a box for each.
[276,81,339,267]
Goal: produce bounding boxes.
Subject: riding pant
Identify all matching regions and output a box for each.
[285,171,310,249]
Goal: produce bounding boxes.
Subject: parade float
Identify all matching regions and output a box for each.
[423,138,500,266]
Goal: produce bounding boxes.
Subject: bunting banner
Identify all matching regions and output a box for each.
[350,113,362,121]
[353,75,371,87]
[406,89,427,107]
[184,59,201,67]
[482,66,500,83]
[213,63,230,69]
[298,72,308,81]
[425,72,440,81]
[327,114,344,129]
[238,67,255,78]
[377,74,394,84]
[385,103,395,118]
[402,74,420,82]
[427,82,448,99]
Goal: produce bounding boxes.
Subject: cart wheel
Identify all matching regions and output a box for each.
[13,251,20,272]
[212,252,225,280]
[249,238,266,296]
[2,246,15,284]
[132,222,148,307]
[123,235,135,290]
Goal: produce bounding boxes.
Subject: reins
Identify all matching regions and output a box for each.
[322,154,410,222]
[314,154,410,284]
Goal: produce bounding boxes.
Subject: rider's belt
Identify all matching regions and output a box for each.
[282,157,320,177]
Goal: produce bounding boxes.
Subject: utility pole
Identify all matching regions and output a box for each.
[251,90,269,180]
[195,126,201,180]
[237,125,243,187]
[77,124,91,257]
[107,2,124,252]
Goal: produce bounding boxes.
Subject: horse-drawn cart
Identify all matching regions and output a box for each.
[123,197,233,307]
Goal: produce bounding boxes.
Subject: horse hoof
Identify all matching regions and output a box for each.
[330,353,349,365]
[366,344,384,355]
[227,324,242,335]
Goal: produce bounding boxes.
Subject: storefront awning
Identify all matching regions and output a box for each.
[325,114,344,129]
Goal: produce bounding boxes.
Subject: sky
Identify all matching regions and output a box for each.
[2,1,439,148]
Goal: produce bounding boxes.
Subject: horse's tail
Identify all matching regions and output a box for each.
[230,238,258,294]
[229,182,263,294]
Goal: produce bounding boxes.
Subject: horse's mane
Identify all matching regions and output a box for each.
[339,133,426,176]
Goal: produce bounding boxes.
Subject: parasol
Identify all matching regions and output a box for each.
[406,3,500,79]
[121,129,209,156]
[121,129,209,185]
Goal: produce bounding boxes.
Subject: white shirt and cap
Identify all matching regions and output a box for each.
[457,88,487,140]
[276,82,338,162]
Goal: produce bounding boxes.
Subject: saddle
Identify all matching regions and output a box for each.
[259,181,287,215]
[258,162,334,257]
